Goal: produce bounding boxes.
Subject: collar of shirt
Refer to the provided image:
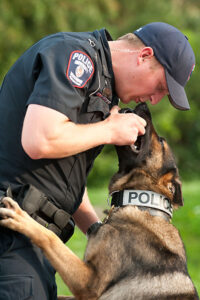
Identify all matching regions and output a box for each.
[98,28,119,106]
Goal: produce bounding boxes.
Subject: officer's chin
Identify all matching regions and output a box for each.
[119,96,133,104]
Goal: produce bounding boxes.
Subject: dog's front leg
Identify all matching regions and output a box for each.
[41,232,96,299]
[0,197,97,300]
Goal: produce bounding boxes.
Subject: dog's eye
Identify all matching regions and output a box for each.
[158,137,165,144]
[167,183,175,194]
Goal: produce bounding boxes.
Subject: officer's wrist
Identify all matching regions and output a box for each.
[86,221,102,239]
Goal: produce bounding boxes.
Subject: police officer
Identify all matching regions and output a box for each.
[0,22,195,299]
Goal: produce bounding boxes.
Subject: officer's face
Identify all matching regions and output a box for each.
[115,53,169,105]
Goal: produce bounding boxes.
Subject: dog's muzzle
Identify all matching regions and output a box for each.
[119,108,145,153]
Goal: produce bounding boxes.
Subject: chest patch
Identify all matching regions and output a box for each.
[66,50,94,88]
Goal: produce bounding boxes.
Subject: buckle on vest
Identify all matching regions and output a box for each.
[15,184,75,243]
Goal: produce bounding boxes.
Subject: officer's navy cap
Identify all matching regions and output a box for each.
[134,22,195,110]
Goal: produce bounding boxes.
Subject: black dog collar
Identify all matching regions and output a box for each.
[111,190,173,221]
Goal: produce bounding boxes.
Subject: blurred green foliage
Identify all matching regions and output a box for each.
[0,0,199,181]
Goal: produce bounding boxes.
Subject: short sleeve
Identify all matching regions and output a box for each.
[27,35,95,122]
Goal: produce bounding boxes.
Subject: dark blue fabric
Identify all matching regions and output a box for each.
[0,227,57,300]
[0,29,116,215]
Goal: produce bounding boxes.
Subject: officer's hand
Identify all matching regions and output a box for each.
[105,106,146,145]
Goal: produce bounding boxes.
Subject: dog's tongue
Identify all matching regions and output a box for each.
[131,134,144,153]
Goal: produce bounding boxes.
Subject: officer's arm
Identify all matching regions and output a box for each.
[73,188,100,234]
[21,104,146,159]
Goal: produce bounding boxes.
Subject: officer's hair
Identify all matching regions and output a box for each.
[118,33,161,70]
[117,33,145,49]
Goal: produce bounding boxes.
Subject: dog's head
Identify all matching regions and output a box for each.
[109,103,183,208]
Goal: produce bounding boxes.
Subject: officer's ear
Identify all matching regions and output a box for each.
[137,47,154,64]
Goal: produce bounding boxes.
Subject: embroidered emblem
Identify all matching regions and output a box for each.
[67,51,94,88]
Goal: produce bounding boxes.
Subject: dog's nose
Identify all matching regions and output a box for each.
[119,108,134,114]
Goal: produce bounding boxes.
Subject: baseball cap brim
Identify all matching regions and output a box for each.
[165,69,190,111]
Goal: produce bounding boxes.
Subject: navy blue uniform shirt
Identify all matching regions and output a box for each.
[0,29,118,214]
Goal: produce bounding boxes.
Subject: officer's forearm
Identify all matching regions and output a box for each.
[73,188,100,234]
[22,104,146,159]
[22,104,114,159]
[22,119,111,159]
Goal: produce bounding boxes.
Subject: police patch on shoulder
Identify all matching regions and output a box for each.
[66,50,94,88]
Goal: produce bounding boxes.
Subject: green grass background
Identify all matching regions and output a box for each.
[56,180,200,296]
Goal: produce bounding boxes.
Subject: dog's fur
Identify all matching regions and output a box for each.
[0,103,198,300]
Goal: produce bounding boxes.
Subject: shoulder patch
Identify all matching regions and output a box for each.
[66,50,94,88]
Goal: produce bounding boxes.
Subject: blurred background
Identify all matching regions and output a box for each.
[0,0,199,296]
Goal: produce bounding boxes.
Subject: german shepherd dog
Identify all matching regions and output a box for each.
[0,103,198,300]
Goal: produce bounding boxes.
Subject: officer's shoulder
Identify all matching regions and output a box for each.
[62,32,98,54]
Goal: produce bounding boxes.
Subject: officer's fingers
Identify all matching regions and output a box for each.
[128,115,146,136]
[110,106,120,115]
[133,114,147,127]
[139,117,147,128]
[131,127,139,144]
[137,124,146,136]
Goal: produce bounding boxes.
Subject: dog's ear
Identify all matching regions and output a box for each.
[172,179,184,206]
